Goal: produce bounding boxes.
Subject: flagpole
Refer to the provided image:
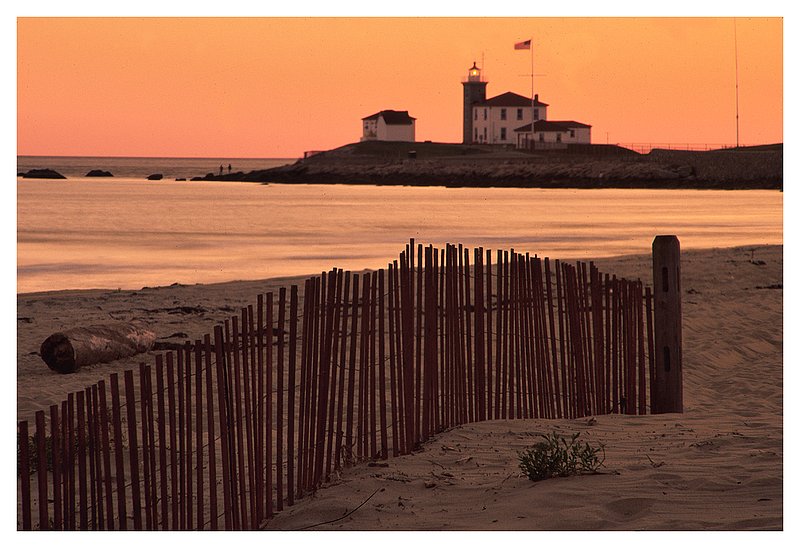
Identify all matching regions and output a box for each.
[530,39,535,149]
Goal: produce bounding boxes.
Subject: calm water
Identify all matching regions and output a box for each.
[17,155,295,179]
[16,158,783,294]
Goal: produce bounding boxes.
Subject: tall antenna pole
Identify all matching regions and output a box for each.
[734,18,740,148]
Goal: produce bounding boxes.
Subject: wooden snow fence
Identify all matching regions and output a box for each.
[18,239,672,530]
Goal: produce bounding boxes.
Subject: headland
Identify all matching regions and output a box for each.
[199,141,782,190]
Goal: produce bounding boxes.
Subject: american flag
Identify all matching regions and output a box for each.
[514,39,531,50]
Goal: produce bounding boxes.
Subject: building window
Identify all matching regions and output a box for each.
[483,109,487,120]
[500,108,507,120]
[474,109,478,120]
[483,127,487,140]
[475,128,478,141]
[539,132,545,142]
[534,109,539,121]
[500,127,507,141]
[517,108,523,120]
[570,130,575,138]
[556,133,562,143]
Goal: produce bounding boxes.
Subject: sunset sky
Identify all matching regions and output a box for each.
[16,16,783,158]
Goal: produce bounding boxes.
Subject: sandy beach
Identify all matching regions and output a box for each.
[16,243,782,530]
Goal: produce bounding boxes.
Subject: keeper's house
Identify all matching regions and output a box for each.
[462,62,591,148]
[361,110,416,142]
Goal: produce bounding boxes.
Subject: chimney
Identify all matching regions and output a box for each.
[534,93,539,102]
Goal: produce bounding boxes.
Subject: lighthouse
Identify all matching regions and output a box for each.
[462,62,488,144]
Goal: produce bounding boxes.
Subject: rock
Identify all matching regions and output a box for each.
[86,169,113,177]
[147,173,163,180]
[21,169,66,179]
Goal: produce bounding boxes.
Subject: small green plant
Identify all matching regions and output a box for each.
[518,431,605,482]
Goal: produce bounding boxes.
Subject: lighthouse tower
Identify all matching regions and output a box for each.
[462,62,488,144]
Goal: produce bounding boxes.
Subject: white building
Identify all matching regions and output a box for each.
[471,91,549,145]
[361,110,416,142]
[461,62,591,148]
[515,120,592,149]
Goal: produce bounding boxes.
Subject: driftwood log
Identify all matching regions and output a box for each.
[40,322,156,374]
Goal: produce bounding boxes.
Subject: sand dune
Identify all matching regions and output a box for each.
[16,245,782,530]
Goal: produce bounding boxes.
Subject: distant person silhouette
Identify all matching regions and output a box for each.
[228,163,232,173]
[219,164,223,176]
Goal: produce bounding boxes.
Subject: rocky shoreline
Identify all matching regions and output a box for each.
[201,143,783,190]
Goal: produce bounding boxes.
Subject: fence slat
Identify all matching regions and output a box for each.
[203,335,217,530]
[369,271,378,460]
[19,421,32,530]
[231,315,247,529]
[255,295,265,520]
[61,399,71,530]
[110,375,127,530]
[288,285,299,506]
[473,248,485,422]
[223,321,240,530]
[335,274,352,467]
[213,325,234,530]
[166,353,180,530]
[378,269,389,459]
[91,384,105,529]
[265,292,274,516]
[85,388,97,530]
[156,356,169,529]
[307,277,322,487]
[246,305,257,524]
[415,243,423,439]
[184,343,194,531]
[194,341,204,530]
[326,270,345,477]
[123,370,142,530]
[35,411,49,530]
[296,284,309,499]
[646,287,656,413]
[393,261,406,452]
[277,287,287,506]
[138,364,154,530]
[485,250,493,421]
[97,379,115,531]
[76,390,89,530]
[637,283,647,415]
[50,404,63,530]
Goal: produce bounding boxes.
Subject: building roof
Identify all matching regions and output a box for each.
[475,91,548,108]
[362,110,416,125]
[514,120,593,132]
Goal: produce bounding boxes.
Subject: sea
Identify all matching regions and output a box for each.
[16,156,783,294]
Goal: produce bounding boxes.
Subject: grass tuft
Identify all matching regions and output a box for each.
[518,431,605,482]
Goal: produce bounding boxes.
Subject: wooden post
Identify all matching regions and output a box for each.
[652,235,683,414]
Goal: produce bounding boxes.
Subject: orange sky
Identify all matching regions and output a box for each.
[16,17,783,158]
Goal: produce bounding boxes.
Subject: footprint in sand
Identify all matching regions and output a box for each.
[604,497,655,520]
